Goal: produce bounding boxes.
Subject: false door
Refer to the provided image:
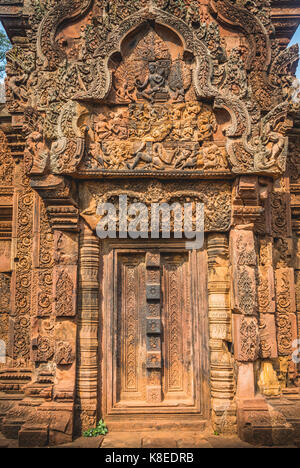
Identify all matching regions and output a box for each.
[102,244,209,419]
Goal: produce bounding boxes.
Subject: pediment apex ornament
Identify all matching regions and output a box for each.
[74,7,197,104]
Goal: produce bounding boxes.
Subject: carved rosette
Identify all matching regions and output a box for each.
[32,335,54,363]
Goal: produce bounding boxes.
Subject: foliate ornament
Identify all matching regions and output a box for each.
[275,269,294,356]
[275,313,292,356]
[257,266,275,314]
[55,341,74,365]
[81,180,232,232]
[271,191,291,238]
[55,270,74,317]
[13,183,33,364]
[259,317,272,359]
[258,314,277,359]
[259,237,273,267]
[258,277,271,313]
[237,268,257,316]
[0,131,14,185]
[239,316,259,362]
[14,315,30,358]
[32,336,54,362]
[231,232,257,316]
[0,273,11,314]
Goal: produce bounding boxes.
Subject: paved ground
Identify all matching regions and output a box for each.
[99,432,254,449]
[0,430,298,448]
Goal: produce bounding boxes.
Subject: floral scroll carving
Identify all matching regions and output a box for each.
[0,132,14,185]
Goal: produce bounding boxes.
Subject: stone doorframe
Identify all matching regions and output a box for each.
[75,224,234,433]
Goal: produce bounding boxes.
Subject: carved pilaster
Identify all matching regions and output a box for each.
[76,223,100,432]
[52,230,78,409]
[207,233,235,433]
[10,170,33,367]
[0,130,14,370]
[273,177,297,386]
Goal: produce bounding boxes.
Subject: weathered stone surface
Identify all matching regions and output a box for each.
[18,424,49,448]
[0,0,300,449]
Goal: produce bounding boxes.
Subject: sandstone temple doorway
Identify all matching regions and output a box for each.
[100,241,210,430]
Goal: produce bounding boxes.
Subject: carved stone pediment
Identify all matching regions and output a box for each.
[6,0,295,182]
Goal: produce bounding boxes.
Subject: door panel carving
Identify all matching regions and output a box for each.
[102,243,209,418]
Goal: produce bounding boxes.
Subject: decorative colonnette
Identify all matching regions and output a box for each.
[76,223,100,433]
[207,233,235,432]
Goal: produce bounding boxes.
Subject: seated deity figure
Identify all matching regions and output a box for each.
[136,62,169,103]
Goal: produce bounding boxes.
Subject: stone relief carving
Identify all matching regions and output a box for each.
[55,341,74,366]
[3,0,296,180]
[240,316,260,362]
[80,180,232,232]
[0,131,14,185]
[80,100,222,173]
[55,270,75,318]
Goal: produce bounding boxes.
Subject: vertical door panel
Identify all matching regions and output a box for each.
[162,253,194,404]
[104,246,206,415]
[117,254,146,405]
